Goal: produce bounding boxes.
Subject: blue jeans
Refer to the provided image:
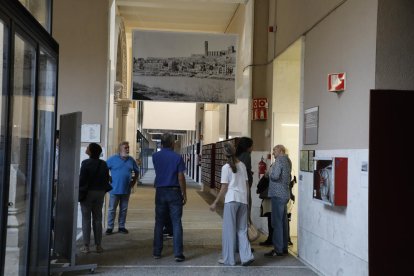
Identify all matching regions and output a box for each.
[271,196,289,253]
[153,187,183,257]
[107,194,130,229]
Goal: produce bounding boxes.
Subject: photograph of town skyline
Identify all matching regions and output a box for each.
[132,30,237,103]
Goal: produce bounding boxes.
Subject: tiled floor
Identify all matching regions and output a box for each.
[56,170,317,275]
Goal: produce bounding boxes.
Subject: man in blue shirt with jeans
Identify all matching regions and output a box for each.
[106,141,139,235]
[152,133,187,262]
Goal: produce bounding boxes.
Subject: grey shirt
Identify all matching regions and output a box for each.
[268,155,292,200]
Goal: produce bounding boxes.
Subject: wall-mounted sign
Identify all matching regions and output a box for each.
[328,73,346,92]
[252,98,268,120]
[304,106,318,145]
[81,124,101,143]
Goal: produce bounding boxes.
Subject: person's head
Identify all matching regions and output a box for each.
[236,137,253,156]
[118,141,130,157]
[87,143,102,159]
[223,142,237,173]
[161,133,175,149]
[272,144,286,159]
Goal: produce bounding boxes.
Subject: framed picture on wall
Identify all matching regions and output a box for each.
[304,106,319,145]
[81,124,101,143]
[300,150,309,171]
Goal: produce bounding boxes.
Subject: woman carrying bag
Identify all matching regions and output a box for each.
[209,142,254,266]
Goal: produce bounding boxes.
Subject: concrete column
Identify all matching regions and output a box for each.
[117,99,131,142]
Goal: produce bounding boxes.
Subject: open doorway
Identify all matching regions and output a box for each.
[271,37,304,255]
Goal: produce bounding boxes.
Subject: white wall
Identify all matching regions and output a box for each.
[274,0,344,56]
[272,38,302,237]
[375,0,414,90]
[299,149,368,276]
[227,1,253,138]
[203,104,220,144]
[53,0,110,146]
[143,102,196,131]
[295,0,377,274]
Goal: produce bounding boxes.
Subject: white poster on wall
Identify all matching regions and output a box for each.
[81,124,101,143]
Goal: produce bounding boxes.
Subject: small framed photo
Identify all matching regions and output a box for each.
[300,150,309,171]
[81,124,101,143]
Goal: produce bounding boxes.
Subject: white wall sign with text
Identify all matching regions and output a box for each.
[81,124,101,143]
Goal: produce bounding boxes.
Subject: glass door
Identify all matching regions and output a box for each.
[0,1,58,275]
[0,16,10,276]
[5,31,36,276]
[28,48,56,275]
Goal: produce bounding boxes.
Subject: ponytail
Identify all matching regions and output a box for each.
[223,142,237,173]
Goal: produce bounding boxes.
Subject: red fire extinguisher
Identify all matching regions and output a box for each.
[258,156,267,177]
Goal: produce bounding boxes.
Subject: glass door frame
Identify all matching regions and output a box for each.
[0,0,58,275]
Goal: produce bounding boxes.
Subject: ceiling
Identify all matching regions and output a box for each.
[116,0,248,33]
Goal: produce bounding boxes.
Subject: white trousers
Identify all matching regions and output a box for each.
[222,201,254,265]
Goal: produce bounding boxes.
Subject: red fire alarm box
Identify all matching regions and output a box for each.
[328,73,346,92]
[252,98,268,120]
[313,157,348,206]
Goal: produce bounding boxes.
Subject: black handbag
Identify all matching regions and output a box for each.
[256,176,270,199]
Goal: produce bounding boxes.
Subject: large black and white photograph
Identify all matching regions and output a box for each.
[132,30,237,103]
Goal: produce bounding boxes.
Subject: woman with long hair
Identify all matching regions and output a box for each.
[236,137,253,222]
[209,142,254,266]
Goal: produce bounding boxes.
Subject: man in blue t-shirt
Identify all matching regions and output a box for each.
[105,141,139,235]
[152,133,187,262]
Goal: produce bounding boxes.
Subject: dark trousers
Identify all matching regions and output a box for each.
[264,213,274,242]
[153,187,184,257]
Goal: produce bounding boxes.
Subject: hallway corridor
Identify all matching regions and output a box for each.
[62,170,317,275]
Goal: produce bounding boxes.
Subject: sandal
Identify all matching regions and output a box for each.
[80,245,90,254]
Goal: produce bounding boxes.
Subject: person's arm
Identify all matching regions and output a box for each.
[130,158,139,188]
[270,159,282,181]
[209,183,228,212]
[178,171,187,205]
[79,162,88,191]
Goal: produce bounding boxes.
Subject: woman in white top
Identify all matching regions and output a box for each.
[209,142,254,266]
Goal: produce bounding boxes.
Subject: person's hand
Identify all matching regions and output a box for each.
[129,180,136,188]
[182,193,187,206]
[209,202,217,212]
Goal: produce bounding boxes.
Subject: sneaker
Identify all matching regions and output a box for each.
[118,228,129,234]
[105,228,113,235]
[175,255,185,262]
[264,249,284,257]
[80,246,90,254]
[242,259,254,266]
[153,254,161,259]
[218,258,224,264]
[96,245,104,253]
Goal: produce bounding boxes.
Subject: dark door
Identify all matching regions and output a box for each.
[369,90,413,275]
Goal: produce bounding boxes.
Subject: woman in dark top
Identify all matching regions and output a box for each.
[236,137,253,222]
[79,143,110,254]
